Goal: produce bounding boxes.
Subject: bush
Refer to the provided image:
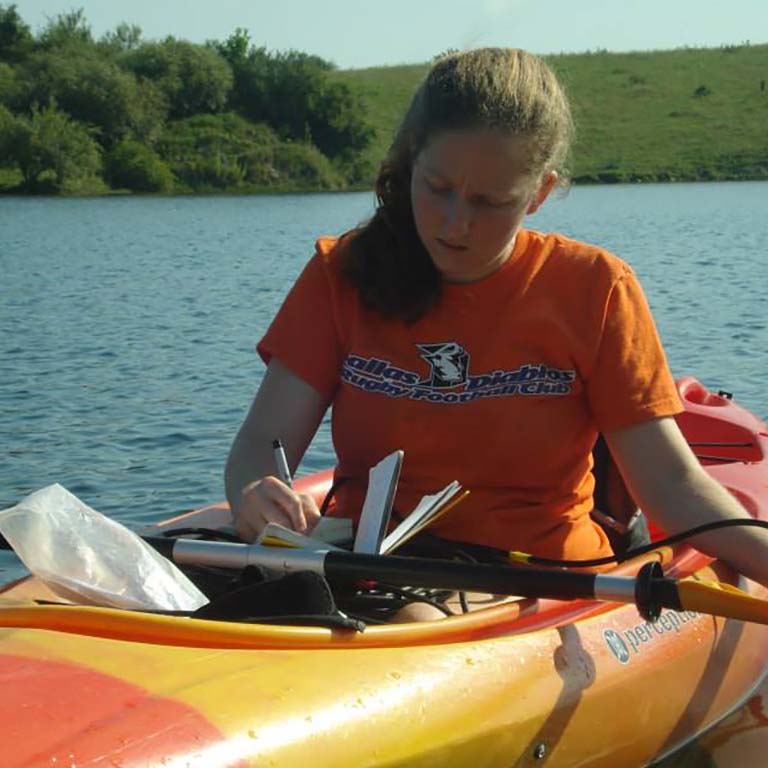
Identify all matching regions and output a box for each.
[272,142,343,189]
[156,112,344,190]
[158,112,278,188]
[4,103,101,190]
[333,148,375,186]
[105,139,173,191]
[0,102,21,165]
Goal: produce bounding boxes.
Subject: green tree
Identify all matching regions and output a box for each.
[120,39,233,118]
[226,49,334,141]
[0,4,33,62]
[100,22,142,54]
[308,80,375,160]
[212,27,249,69]
[128,79,168,143]
[12,50,167,146]
[262,50,328,140]
[38,9,92,51]
[223,43,270,121]
[0,60,15,104]
[5,103,101,189]
[220,42,373,163]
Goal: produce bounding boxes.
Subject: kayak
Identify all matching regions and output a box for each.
[1,376,767,767]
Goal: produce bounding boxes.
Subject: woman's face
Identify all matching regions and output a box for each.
[410,129,556,283]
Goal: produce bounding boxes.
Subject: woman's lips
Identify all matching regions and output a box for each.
[436,238,468,251]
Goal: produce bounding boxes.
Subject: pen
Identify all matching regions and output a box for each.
[272,439,293,488]
[625,508,643,531]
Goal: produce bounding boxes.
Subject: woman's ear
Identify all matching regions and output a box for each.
[526,171,558,214]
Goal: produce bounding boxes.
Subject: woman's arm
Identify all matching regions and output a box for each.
[604,417,768,588]
[225,358,331,542]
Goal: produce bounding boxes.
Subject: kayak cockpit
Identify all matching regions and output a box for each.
[0,376,766,653]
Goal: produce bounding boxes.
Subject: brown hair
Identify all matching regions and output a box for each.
[343,48,574,322]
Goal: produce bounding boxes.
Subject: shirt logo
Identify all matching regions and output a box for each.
[341,341,577,405]
[417,342,470,388]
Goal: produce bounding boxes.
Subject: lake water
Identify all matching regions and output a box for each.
[1,182,767,580]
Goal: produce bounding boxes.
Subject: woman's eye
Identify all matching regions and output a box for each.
[475,196,509,208]
[425,178,450,196]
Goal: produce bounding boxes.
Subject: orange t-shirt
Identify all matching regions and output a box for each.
[257,229,683,560]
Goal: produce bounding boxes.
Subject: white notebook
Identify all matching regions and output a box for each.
[380,480,462,554]
[353,450,403,554]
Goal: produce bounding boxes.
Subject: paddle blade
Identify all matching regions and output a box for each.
[676,578,768,624]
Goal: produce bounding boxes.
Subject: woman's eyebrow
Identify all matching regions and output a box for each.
[420,164,448,180]
[420,163,521,198]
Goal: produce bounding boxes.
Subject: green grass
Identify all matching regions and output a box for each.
[333,43,768,183]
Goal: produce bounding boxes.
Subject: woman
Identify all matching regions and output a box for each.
[225,48,768,594]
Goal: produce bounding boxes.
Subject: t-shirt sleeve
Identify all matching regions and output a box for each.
[256,251,345,402]
[586,267,683,432]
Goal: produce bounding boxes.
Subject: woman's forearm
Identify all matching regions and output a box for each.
[643,467,768,587]
[224,427,275,517]
[605,417,768,589]
[224,359,330,525]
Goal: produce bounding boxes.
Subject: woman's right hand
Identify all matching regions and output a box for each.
[225,359,331,544]
[233,475,322,543]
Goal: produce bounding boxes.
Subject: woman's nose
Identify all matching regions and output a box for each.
[440,195,471,239]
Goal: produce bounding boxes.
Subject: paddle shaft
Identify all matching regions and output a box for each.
[0,531,683,617]
[146,536,682,613]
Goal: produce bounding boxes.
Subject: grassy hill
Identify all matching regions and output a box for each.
[333,43,768,184]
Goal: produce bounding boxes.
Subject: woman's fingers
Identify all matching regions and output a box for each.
[233,508,261,543]
[298,492,322,533]
[235,476,320,541]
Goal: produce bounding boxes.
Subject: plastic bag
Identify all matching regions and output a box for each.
[0,484,208,611]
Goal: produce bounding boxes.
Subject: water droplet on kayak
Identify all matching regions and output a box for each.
[387,671,402,680]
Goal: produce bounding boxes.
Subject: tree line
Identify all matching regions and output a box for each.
[0,6,376,193]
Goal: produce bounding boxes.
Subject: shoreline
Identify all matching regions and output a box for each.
[3,173,767,198]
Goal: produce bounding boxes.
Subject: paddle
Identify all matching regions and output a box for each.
[4,531,768,625]
[145,535,768,625]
